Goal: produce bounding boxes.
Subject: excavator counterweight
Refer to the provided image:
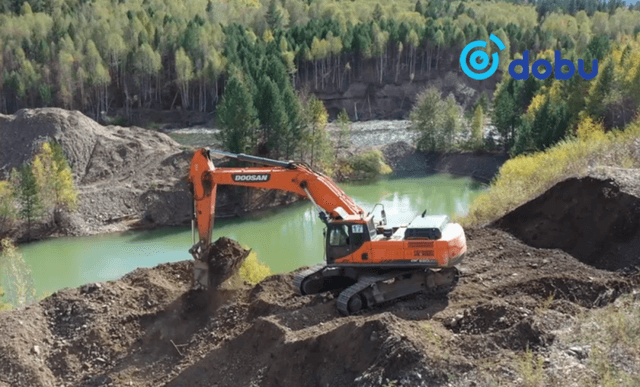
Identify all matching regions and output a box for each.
[188,148,467,314]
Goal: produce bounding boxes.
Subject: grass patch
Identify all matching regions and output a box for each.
[535,292,555,314]
[566,291,640,387]
[460,120,640,227]
[516,346,545,387]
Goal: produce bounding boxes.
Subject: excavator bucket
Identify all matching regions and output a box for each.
[192,237,251,290]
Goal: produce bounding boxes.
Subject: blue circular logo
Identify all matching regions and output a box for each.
[460,34,506,80]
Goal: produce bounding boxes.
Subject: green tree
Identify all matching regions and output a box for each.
[266,0,282,29]
[302,95,331,168]
[175,47,194,109]
[17,163,43,241]
[433,30,445,70]
[217,74,260,154]
[373,4,384,21]
[469,104,485,149]
[409,87,445,152]
[584,57,615,120]
[281,84,303,158]
[256,76,289,156]
[442,94,463,150]
[336,108,352,149]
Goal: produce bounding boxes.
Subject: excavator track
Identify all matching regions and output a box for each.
[337,267,460,316]
[337,275,385,315]
[293,264,326,295]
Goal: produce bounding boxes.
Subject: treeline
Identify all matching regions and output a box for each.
[530,0,638,17]
[0,142,78,240]
[1,0,640,121]
[492,34,640,155]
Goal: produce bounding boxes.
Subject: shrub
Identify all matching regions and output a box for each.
[0,285,10,311]
[347,150,392,180]
[0,239,37,308]
[238,250,272,285]
[461,118,640,226]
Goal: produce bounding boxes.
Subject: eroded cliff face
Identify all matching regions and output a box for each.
[309,66,499,120]
[0,108,298,238]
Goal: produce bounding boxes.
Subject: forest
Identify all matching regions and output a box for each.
[1,0,640,158]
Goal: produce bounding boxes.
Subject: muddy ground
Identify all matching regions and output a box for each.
[1,172,639,387]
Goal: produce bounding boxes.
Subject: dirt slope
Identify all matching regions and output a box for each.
[1,173,638,387]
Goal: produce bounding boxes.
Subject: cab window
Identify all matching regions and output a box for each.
[329,225,350,246]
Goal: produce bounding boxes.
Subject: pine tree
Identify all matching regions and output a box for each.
[266,0,282,29]
[256,76,289,156]
[18,163,43,241]
[217,74,260,154]
[373,4,384,21]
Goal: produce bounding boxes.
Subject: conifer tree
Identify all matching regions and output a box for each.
[18,163,43,241]
[217,74,260,154]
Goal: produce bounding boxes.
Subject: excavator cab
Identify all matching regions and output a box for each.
[325,220,375,263]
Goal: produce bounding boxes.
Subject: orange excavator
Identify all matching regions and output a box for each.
[188,148,466,315]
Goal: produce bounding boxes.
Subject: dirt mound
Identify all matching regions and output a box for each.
[0,108,300,238]
[2,223,635,386]
[493,176,640,271]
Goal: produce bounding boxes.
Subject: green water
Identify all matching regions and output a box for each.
[19,174,485,297]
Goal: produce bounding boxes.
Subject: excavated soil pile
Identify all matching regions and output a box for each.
[492,176,640,271]
[1,175,638,387]
[203,237,251,289]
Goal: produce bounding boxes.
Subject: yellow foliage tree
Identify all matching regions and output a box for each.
[32,142,78,218]
[576,116,606,141]
[238,250,272,285]
[0,181,17,236]
[0,238,37,308]
[262,29,274,43]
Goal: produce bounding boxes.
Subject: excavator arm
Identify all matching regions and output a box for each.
[188,148,366,286]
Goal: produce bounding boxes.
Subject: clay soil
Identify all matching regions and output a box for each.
[1,173,639,387]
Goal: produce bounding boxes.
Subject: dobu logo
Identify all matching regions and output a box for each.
[509,51,598,80]
[460,35,599,81]
[460,34,506,80]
